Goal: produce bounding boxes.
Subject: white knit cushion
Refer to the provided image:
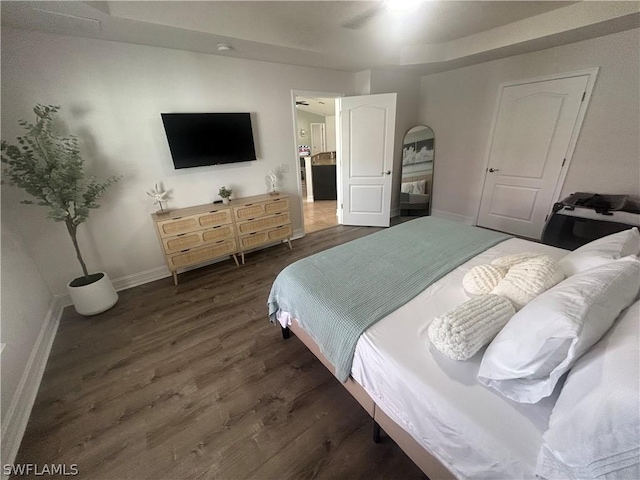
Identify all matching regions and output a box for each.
[428,294,516,361]
[491,255,564,310]
[491,252,545,270]
[462,264,507,296]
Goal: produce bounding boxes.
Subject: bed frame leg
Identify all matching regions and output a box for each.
[373,420,382,443]
[281,326,291,339]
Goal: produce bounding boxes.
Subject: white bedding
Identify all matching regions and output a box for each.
[279,237,568,479]
[350,238,568,479]
[405,192,429,204]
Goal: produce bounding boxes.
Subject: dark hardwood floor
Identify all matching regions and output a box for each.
[16,225,425,480]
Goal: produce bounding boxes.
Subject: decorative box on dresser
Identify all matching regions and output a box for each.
[151,194,292,284]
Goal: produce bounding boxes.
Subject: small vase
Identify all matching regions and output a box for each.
[222,198,230,205]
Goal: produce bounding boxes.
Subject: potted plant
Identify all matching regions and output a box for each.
[1,105,121,316]
[218,186,233,204]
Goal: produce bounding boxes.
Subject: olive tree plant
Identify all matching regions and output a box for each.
[1,105,121,286]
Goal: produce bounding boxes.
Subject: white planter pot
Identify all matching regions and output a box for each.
[67,272,118,316]
[222,198,230,204]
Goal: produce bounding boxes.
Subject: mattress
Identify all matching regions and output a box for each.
[350,238,568,479]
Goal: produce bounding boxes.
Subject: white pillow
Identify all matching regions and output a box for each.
[490,255,564,309]
[478,256,640,403]
[536,301,640,480]
[400,179,426,194]
[428,294,515,361]
[558,227,640,276]
[462,264,506,296]
[491,252,544,270]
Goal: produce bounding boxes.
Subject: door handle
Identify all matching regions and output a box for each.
[382,170,391,175]
[488,168,499,173]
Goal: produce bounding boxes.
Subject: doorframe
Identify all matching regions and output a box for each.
[290,89,344,238]
[473,67,599,228]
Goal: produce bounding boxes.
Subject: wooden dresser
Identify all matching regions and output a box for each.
[233,195,292,264]
[152,194,292,284]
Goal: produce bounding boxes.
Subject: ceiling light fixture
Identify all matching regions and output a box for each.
[217,43,233,52]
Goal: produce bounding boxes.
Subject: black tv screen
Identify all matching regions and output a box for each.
[161,113,257,168]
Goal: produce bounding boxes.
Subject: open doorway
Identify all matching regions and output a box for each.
[294,94,340,234]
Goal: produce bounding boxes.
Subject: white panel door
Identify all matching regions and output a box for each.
[310,122,326,156]
[339,93,397,227]
[478,75,589,239]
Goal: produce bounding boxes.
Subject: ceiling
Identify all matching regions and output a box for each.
[296,96,337,117]
[2,1,639,74]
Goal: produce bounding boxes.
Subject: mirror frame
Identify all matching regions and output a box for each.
[400,125,435,217]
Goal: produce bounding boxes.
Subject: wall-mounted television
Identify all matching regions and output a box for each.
[161,113,257,169]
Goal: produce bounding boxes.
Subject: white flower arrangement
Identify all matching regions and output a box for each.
[146,183,170,212]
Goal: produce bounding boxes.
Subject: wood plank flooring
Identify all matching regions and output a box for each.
[16,225,425,480]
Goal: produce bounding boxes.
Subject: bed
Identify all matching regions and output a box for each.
[268,218,640,479]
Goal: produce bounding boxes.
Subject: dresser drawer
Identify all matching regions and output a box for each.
[233,197,290,221]
[162,224,235,254]
[157,209,232,238]
[236,212,291,236]
[238,224,292,250]
[264,197,290,215]
[167,238,237,269]
[233,202,266,221]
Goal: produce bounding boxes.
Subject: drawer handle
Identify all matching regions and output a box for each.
[274,212,282,215]
[177,233,186,237]
[181,249,190,253]
[250,232,257,235]
[209,210,218,213]
[247,217,255,221]
[212,225,221,229]
[245,203,253,206]
[172,216,183,220]
[216,240,225,244]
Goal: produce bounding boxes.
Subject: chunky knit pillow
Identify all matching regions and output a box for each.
[428,294,516,361]
[463,264,507,296]
[491,252,545,270]
[491,255,564,310]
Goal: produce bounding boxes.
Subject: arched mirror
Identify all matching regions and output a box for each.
[400,126,434,217]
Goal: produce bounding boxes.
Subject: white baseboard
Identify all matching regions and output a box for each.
[431,209,475,225]
[111,265,171,291]
[1,296,65,471]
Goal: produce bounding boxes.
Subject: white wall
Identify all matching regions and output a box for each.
[420,28,640,222]
[369,69,421,215]
[325,115,336,152]
[1,219,54,464]
[1,28,355,295]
